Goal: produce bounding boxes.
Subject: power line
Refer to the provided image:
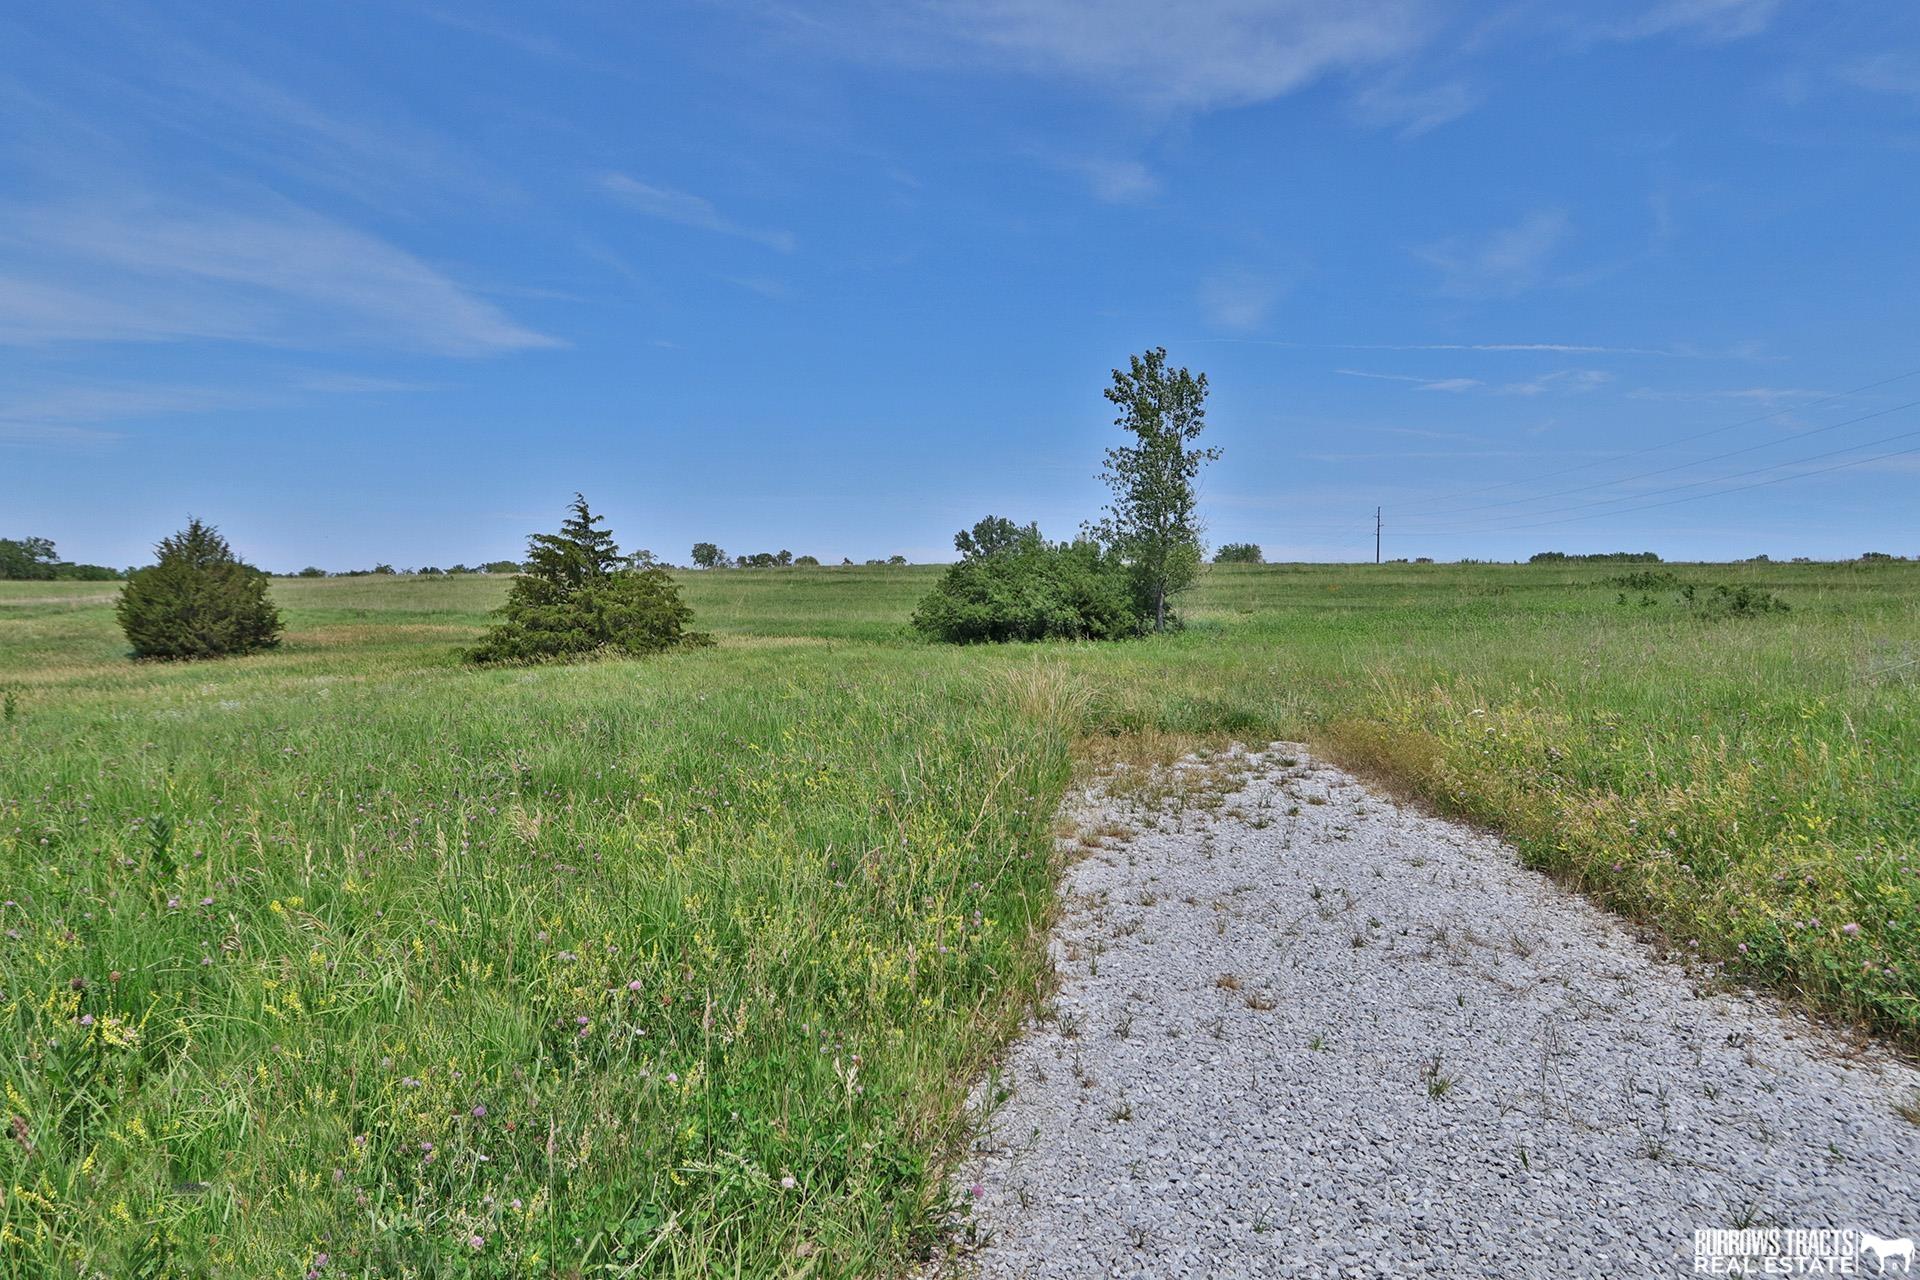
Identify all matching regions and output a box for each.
[1392,397,1920,520]
[1468,440,1920,532]
[1390,366,1920,516]
[1393,429,1920,535]
[1393,407,1920,532]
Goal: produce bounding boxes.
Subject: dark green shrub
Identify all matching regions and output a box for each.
[1696,584,1789,616]
[912,526,1143,643]
[1614,579,1790,616]
[467,495,710,664]
[116,519,283,660]
[1214,543,1263,564]
[1605,570,1680,591]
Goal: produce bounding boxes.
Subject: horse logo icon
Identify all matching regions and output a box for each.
[1859,1232,1916,1274]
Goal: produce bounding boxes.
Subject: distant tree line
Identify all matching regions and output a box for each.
[1528,551,1662,564]
[0,536,124,581]
[689,544,891,569]
[296,561,527,578]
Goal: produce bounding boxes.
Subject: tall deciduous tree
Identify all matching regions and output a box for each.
[0,536,58,580]
[1088,347,1219,632]
[953,515,1031,560]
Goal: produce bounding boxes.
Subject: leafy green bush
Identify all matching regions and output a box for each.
[468,496,710,664]
[1695,583,1789,616]
[1612,578,1790,616]
[1605,569,1680,591]
[115,519,283,660]
[912,524,1143,643]
[1214,542,1263,564]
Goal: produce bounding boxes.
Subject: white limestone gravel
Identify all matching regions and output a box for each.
[940,744,1920,1279]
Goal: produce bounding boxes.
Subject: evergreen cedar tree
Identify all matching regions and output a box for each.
[467,495,709,663]
[116,519,284,660]
[1088,347,1219,633]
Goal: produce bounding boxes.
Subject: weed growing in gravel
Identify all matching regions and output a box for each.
[1421,1055,1458,1100]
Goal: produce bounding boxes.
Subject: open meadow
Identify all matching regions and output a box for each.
[3,560,1918,1277]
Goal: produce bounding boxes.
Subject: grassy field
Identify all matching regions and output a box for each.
[3,561,1917,1277]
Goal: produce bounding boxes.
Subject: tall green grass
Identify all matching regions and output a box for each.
[2,559,1916,1276]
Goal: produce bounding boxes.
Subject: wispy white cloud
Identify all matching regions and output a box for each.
[1627,385,1827,404]
[1350,76,1478,136]
[0,383,253,451]
[0,199,557,355]
[1056,155,1160,203]
[722,274,792,300]
[1417,208,1570,298]
[0,423,127,450]
[1371,425,1494,443]
[1336,368,1482,392]
[767,0,1437,113]
[418,7,573,60]
[1497,368,1611,396]
[0,371,427,450]
[1303,448,1585,462]
[600,174,797,252]
[1838,54,1920,103]
[1374,341,1679,355]
[1607,0,1784,44]
[1198,268,1285,332]
[9,9,510,214]
[1339,366,1612,395]
[1185,337,1714,358]
[0,385,270,422]
[0,273,256,346]
[292,372,431,394]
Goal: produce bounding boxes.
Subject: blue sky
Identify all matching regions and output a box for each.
[3,0,1917,569]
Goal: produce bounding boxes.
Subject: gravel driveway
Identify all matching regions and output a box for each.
[942,745,1920,1279]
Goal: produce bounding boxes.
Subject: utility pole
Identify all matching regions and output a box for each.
[1375,506,1382,565]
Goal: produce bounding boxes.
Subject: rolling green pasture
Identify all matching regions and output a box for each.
[2,560,1917,1277]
